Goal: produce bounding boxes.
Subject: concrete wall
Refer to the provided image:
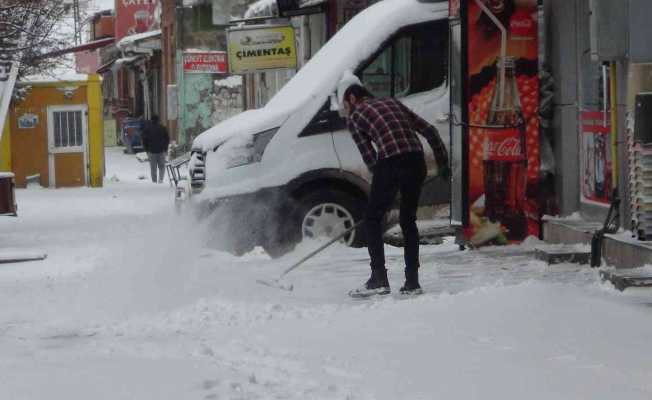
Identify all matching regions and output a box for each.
[545,0,630,229]
[546,0,580,216]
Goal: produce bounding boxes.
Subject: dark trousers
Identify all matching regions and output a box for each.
[148,152,166,183]
[365,152,427,273]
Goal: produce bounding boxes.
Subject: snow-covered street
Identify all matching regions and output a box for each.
[2,148,652,400]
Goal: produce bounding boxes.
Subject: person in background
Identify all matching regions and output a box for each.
[142,115,170,183]
[337,73,450,297]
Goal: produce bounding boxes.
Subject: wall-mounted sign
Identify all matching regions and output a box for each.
[580,110,612,205]
[227,25,297,74]
[18,113,38,129]
[183,51,228,74]
[115,0,158,41]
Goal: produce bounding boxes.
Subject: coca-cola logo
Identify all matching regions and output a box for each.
[511,19,533,29]
[486,137,522,160]
[509,10,536,38]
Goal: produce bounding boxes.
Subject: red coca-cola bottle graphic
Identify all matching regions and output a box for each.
[483,56,528,240]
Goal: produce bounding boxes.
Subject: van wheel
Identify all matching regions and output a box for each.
[262,189,366,258]
[298,189,365,248]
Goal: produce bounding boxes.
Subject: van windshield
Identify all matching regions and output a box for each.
[265,0,446,110]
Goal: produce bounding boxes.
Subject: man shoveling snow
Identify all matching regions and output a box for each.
[337,72,450,298]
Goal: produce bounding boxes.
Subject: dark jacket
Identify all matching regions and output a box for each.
[142,121,170,154]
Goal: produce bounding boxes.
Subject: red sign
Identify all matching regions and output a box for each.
[580,111,612,204]
[183,52,228,74]
[115,0,158,41]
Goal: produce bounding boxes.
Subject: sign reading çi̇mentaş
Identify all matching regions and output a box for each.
[227,25,297,74]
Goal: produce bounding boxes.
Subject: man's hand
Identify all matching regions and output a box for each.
[439,164,451,181]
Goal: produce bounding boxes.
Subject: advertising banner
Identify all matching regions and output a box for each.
[227,25,297,74]
[580,111,612,205]
[183,51,228,74]
[115,0,158,42]
[463,0,539,246]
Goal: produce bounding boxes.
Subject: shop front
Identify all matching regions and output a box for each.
[5,75,104,188]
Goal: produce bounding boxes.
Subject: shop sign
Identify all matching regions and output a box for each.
[18,113,38,129]
[227,25,297,74]
[183,51,228,74]
[463,0,540,246]
[580,111,612,205]
[115,0,158,41]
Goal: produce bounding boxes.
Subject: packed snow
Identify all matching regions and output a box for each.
[2,148,652,399]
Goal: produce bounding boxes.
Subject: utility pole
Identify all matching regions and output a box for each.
[73,0,82,45]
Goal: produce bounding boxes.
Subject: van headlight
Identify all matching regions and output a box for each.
[225,127,278,169]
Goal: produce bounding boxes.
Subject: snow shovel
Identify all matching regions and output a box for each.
[256,221,364,291]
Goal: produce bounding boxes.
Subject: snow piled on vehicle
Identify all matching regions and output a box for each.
[190,0,447,153]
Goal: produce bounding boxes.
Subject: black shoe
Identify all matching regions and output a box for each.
[400,269,423,295]
[349,270,390,298]
[399,281,423,295]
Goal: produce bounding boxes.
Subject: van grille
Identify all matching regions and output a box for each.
[190,152,206,193]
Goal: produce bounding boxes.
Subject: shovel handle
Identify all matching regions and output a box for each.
[280,221,363,278]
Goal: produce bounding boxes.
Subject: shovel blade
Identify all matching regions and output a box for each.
[256,279,294,292]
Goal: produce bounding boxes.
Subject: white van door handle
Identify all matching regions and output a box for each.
[435,113,450,123]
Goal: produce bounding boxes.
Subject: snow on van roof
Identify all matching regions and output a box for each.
[265,0,447,109]
[192,0,446,152]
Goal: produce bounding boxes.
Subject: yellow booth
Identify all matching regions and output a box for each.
[0,74,104,188]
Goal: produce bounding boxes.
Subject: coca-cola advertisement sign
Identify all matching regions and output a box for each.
[484,129,523,162]
[463,0,540,246]
[115,0,158,41]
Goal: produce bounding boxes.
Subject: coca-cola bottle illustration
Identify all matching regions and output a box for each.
[483,56,528,240]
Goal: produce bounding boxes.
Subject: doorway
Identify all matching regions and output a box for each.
[47,106,88,187]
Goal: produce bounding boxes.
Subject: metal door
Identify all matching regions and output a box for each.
[47,106,88,187]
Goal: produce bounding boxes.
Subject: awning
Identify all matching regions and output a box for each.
[37,37,115,60]
[115,56,145,66]
[96,59,116,74]
[116,30,161,51]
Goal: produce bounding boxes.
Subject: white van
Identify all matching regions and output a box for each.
[188,0,451,256]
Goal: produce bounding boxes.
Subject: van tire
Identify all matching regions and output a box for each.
[297,189,366,247]
[262,189,366,258]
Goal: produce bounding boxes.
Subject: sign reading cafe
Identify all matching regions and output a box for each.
[226,25,297,74]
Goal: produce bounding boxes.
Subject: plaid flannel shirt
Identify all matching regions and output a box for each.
[347,97,449,170]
